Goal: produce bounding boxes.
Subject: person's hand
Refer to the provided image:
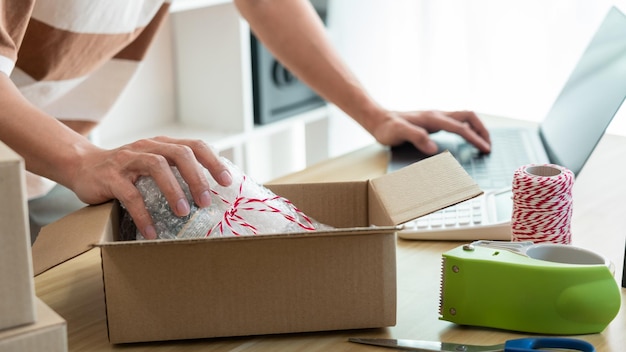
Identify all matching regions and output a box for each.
[368,110,492,154]
[67,136,232,240]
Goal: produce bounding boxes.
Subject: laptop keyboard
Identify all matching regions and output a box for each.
[455,128,532,189]
[401,129,532,233]
[408,197,484,230]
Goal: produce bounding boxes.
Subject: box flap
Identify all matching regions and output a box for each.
[32,201,118,276]
[368,151,482,225]
[266,181,369,228]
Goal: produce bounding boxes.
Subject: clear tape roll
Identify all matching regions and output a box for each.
[511,164,575,244]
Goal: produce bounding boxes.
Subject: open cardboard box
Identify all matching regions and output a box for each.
[32,151,482,344]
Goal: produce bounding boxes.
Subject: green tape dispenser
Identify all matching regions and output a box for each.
[439,240,621,335]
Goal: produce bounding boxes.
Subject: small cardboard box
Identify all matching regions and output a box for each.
[0,298,67,352]
[32,152,481,344]
[0,142,36,331]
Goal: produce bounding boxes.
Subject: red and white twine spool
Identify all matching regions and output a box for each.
[511,164,575,244]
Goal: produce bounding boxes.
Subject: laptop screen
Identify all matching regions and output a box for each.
[540,6,626,176]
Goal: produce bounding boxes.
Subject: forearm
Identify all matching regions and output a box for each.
[234,0,387,134]
[0,73,96,190]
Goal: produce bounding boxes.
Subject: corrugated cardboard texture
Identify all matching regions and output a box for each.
[0,298,67,352]
[266,181,369,228]
[32,149,480,344]
[0,142,36,331]
[101,231,396,343]
[32,202,118,276]
[369,152,483,226]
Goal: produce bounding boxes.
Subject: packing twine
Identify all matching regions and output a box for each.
[207,175,316,236]
[511,164,575,244]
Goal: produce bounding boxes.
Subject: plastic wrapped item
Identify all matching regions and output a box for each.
[128,158,332,240]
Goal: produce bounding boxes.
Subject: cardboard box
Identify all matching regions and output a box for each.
[32,151,481,344]
[0,298,67,352]
[0,142,36,331]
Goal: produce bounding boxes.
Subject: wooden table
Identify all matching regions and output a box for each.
[35,128,626,351]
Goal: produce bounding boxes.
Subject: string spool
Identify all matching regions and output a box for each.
[511,164,575,244]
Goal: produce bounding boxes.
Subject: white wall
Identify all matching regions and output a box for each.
[96,1,626,164]
[326,0,626,157]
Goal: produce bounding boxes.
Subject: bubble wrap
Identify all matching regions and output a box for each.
[131,158,332,240]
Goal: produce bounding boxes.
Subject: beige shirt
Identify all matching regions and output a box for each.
[0,0,171,198]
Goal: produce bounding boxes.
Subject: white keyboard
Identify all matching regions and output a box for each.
[397,189,513,241]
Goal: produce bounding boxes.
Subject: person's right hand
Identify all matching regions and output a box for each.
[367,109,492,155]
[67,136,232,240]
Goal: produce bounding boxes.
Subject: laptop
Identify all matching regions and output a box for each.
[391,6,626,240]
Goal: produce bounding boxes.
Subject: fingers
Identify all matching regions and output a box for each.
[378,110,492,156]
[113,174,159,240]
[422,110,492,154]
[108,137,231,239]
[149,137,230,207]
[68,146,179,240]
[155,136,233,187]
[446,110,491,148]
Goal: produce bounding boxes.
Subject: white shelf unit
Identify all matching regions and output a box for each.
[95,0,331,183]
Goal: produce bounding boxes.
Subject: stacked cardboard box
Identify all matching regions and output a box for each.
[0,142,36,331]
[0,299,66,351]
[0,142,67,352]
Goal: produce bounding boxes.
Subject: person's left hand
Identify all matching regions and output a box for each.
[368,109,492,155]
[67,136,232,240]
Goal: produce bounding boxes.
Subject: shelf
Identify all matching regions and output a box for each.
[96,122,240,150]
[249,105,329,138]
[170,3,253,133]
[98,106,328,151]
[95,122,247,171]
[96,105,330,182]
[96,0,335,183]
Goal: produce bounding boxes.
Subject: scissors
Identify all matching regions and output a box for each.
[348,337,595,352]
